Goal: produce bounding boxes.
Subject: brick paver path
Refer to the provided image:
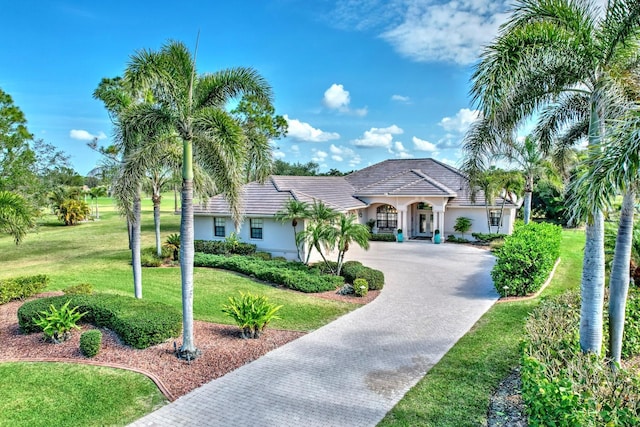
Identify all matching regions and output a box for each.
[131,241,498,426]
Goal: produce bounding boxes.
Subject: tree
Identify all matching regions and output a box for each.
[495,170,524,234]
[453,217,472,239]
[334,213,370,276]
[120,40,273,359]
[88,186,107,219]
[274,198,310,262]
[272,160,320,176]
[468,0,640,354]
[0,191,35,244]
[296,200,339,266]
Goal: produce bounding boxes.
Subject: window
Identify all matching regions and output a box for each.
[250,218,263,239]
[376,205,397,229]
[214,218,225,237]
[489,210,501,227]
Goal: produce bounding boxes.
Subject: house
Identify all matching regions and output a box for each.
[193,158,519,260]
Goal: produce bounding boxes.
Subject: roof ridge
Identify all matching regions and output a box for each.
[411,169,456,194]
[356,169,413,192]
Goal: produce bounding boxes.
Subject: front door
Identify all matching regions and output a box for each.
[416,210,432,236]
[419,214,427,233]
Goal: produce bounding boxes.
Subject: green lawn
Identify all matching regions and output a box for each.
[0,362,166,427]
[378,229,585,427]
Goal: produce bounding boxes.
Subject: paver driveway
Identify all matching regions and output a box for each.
[131,241,498,427]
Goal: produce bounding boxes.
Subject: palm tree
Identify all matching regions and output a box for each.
[495,170,524,234]
[296,220,336,267]
[119,40,273,359]
[88,186,107,219]
[274,198,310,262]
[0,191,35,244]
[468,0,640,354]
[335,213,370,276]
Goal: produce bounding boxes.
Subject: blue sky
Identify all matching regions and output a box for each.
[3,0,529,175]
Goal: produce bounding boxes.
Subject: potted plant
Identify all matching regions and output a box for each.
[434,229,441,244]
[397,228,403,243]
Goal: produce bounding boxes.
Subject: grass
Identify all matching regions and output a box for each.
[0,362,166,427]
[378,228,585,427]
[0,195,356,331]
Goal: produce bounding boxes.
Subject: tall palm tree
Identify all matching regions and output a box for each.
[335,213,370,276]
[119,40,273,359]
[88,186,107,219]
[468,0,640,354]
[0,191,35,244]
[495,170,524,234]
[296,200,340,266]
[274,198,310,262]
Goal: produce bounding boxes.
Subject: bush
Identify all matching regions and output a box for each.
[221,291,282,339]
[194,253,343,293]
[471,232,507,243]
[522,292,640,426]
[80,330,102,357]
[57,199,91,225]
[18,294,181,349]
[141,253,162,267]
[194,239,257,256]
[353,278,368,297]
[491,222,561,297]
[340,261,384,290]
[252,252,272,261]
[447,235,470,243]
[0,275,49,305]
[369,233,396,242]
[622,288,640,359]
[33,300,85,343]
[63,283,93,295]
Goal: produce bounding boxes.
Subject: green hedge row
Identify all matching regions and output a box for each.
[491,222,561,297]
[0,275,49,305]
[340,261,385,290]
[194,240,257,256]
[194,253,344,293]
[471,232,506,243]
[369,233,396,242]
[18,294,181,349]
[522,292,640,425]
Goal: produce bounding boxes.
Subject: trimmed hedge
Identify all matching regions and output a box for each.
[18,294,181,349]
[194,253,343,293]
[471,232,507,243]
[491,222,561,297]
[80,330,102,357]
[0,275,49,305]
[341,261,384,290]
[369,233,396,242]
[522,292,640,426]
[194,240,257,256]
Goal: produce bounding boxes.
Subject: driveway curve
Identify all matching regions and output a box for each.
[130,241,498,427]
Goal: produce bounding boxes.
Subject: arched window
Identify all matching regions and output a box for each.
[376,205,397,229]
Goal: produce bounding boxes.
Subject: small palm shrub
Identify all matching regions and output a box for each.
[353,278,368,297]
[57,199,91,225]
[222,292,282,339]
[163,233,180,261]
[0,275,48,305]
[453,217,472,239]
[63,283,93,295]
[80,330,102,357]
[33,300,86,343]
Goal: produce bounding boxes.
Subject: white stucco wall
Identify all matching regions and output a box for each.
[444,207,517,238]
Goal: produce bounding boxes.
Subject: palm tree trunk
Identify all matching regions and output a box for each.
[523,191,532,225]
[179,140,199,359]
[609,190,635,364]
[153,193,162,257]
[132,191,142,299]
[292,224,302,262]
[497,195,507,234]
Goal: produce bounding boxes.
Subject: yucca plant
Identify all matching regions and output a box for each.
[221,291,282,339]
[33,300,86,343]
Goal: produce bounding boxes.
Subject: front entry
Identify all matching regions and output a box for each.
[415,207,433,237]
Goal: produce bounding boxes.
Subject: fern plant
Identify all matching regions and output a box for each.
[222,291,282,339]
[33,300,86,343]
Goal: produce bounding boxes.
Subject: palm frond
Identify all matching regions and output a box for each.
[195,67,273,110]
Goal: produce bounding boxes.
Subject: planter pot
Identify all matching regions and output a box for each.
[397,233,404,243]
[434,233,441,244]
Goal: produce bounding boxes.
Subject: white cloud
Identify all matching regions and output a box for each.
[332,155,343,162]
[352,125,404,148]
[323,84,350,110]
[284,115,340,142]
[439,108,480,133]
[329,144,361,166]
[273,151,286,159]
[70,129,106,141]
[322,83,368,116]
[391,94,410,103]
[412,136,437,152]
[312,149,328,163]
[291,145,299,152]
[390,141,414,159]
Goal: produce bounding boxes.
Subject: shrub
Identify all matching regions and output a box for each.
[353,278,368,297]
[194,239,257,256]
[33,300,86,343]
[453,217,472,239]
[369,233,396,242]
[252,252,272,261]
[491,222,561,297]
[140,251,163,267]
[341,261,364,283]
[57,199,91,225]
[0,275,49,305]
[194,253,343,293]
[355,267,384,290]
[19,294,181,349]
[221,291,282,339]
[80,330,102,357]
[471,232,507,243]
[63,283,93,295]
[447,235,470,243]
[622,288,640,359]
[163,233,180,261]
[522,292,640,426]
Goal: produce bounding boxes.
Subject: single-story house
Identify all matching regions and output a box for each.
[193,158,519,260]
